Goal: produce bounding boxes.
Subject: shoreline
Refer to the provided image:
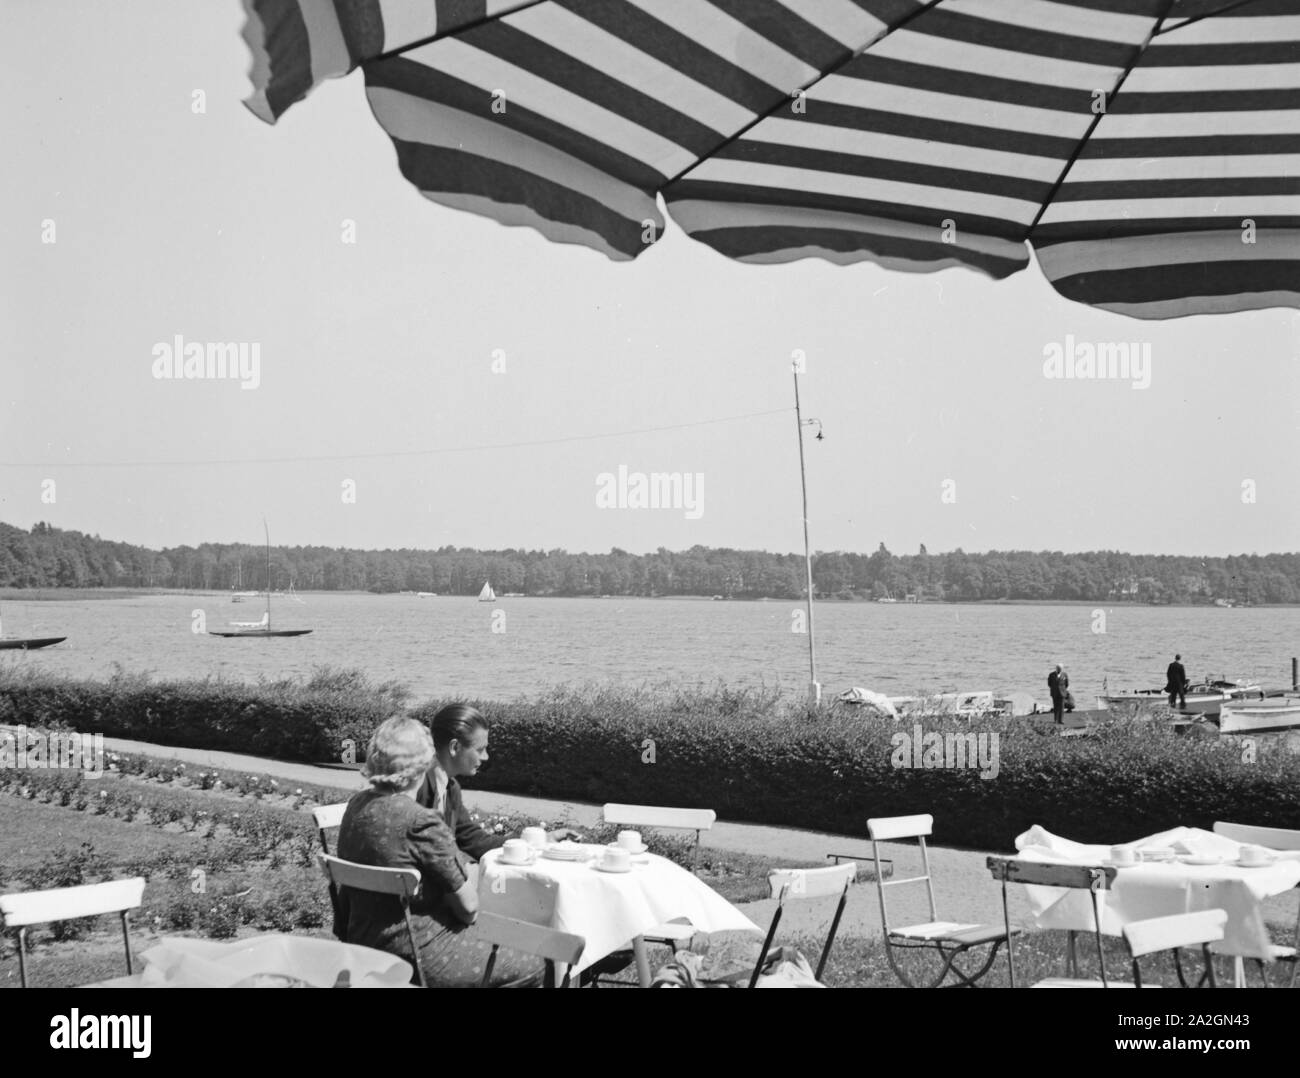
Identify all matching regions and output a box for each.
[1,587,1294,609]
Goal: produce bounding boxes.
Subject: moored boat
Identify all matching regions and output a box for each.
[1217,695,1300,734]
[0,605,65,650]
[1097,679,1262,718]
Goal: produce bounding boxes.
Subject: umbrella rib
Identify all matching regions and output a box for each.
[372,0,549,63]
[1026,0,1179,239]
[1154,0,1262,37]
[659,0,948,191]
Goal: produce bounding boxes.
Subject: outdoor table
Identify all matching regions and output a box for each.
[1014,825,1300,986]
[478,844,761,986]
[82,933,414,987]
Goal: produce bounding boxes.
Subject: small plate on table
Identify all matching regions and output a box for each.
[1230,857,1277,869]
[542,844,592,862]
[1177,854,1224,866]
[606,843,650,862]
[593,861,633,874]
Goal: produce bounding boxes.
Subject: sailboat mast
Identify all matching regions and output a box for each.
[264,520,272,629]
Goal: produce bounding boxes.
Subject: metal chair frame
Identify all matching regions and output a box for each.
[868,814,1013,988]
[318,853,425,987]
[988,857,1117,987]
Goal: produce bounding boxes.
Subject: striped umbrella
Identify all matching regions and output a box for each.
[240,0,1299,319]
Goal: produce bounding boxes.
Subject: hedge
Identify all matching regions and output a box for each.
[3,668,1297,850]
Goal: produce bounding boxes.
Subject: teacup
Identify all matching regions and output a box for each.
[501,839,533,864]
[602,847,632,871]
[1239,844,1274,866]
[1109,845,1137,866]
[522,826,548,849]
[617,830,643,852]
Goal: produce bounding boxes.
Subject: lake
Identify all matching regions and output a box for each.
[2,593,1297,706]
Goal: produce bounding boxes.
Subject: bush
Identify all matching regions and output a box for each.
[6,669,1299,848]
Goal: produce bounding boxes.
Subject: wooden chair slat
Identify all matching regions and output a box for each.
[465,912,584,966]
[867,814,934,841]
[312,802,348,832]
[986,857,1116,890]
[1123,910,1228,960]
[319,854,420,897]
[0,878,145,927]
[602,804,716,831]
[769,864,855,901]
[1212,821,1300,851]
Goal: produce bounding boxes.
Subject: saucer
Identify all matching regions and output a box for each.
[1232,857,1276,868]
[499,851,537,867]
[594,861,633,874]
[606,843,650,861]
[1178,854,1224,866]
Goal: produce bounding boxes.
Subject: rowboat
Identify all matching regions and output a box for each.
[1218,695,1300,734]
[0,636,66,650]
[0,605,65,650]
[1097,679,1262,717]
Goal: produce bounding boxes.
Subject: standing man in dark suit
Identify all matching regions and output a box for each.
[1166,654,1187,709]
[1048,664,1065,724]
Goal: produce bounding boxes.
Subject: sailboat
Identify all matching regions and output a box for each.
[0,603,66,650]
[478,582,496,602]
[209,522,312,638]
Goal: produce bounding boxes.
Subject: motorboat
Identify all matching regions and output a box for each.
[1218,694,1300,734]
[1097,678,1263,717]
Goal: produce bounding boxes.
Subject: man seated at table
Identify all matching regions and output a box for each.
[334,714,543,986]
[415,703,581,856]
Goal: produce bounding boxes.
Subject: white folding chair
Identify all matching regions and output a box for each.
[312,802,349,854]
[1212,821,1300,987]
[1124,909,1227,989]
[318,853,425,987]
[988,857,1127,987]
[312,802,350,924]
[744,863,855,987]
[593,803,716,974]
[868,814,1012,987]
[0,878,146,987]
[464,911,585,988]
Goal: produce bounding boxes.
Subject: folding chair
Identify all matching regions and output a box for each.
[987,857,1123,987]
[1212,821,1300,987]
[586,803,716,985]
[0,877,146,987]
[318,853,425,987]
[464,911,585,988]
[868,814,1013,987]
[312,802,349,923]
[1123,909,1228,989]
[743,863,855,987]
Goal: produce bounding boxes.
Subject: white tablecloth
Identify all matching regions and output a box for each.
[479,845,761,973]
[84,934,415,987]
[1014,825,1300,960]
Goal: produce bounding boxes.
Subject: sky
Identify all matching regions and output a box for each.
[3,0,1297,559]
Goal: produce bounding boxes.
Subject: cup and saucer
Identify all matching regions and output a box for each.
[594,847,635,874]
[1232,845,1277,869]
[498,839,538,867]
[612,830,649,856]
[1103,845,1140,868]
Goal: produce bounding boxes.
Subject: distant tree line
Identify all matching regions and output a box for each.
[2,522,1297,604]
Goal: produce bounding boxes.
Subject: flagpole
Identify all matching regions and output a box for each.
[793,370,820,705]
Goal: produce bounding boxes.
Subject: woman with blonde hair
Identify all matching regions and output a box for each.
[332,714,541,987]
